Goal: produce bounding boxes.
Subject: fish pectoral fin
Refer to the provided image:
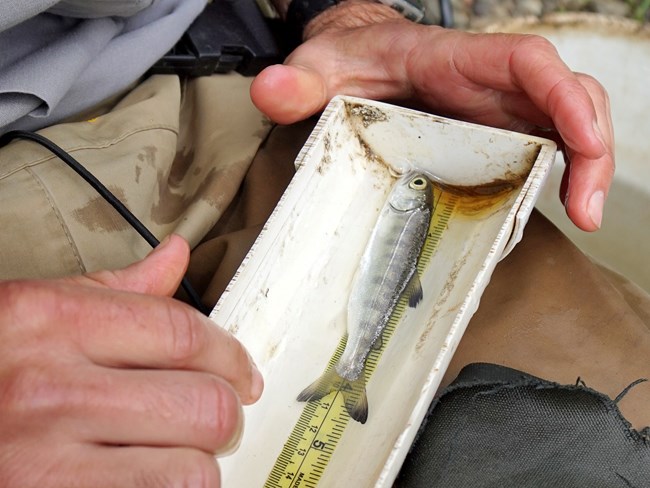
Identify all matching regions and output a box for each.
[404,271,423,308]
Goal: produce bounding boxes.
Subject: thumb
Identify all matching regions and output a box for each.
[250,5,414,125]
[68,234,190,297]
[250,63,328,124]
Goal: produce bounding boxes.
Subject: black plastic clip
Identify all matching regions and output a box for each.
[151,0,282,77]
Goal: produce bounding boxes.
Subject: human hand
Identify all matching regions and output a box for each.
[251,0,614,232]
[0,235,263,487]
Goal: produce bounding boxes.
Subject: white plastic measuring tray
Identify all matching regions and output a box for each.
[210,96,557,487]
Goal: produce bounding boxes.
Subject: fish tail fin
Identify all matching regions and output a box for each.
[297,370,369,424]
[297,369,340,403]
[341,375,368,424]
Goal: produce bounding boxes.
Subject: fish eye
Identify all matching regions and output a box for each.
[409,177,427,190]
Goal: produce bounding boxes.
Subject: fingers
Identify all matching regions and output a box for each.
[559,75,614,231]
[2,444,221,488]
[49,285,263,405]
[2,365,242,457]
[431,32,616,230]
[563,147,614,232]
[252,19,616,232]
[67,233,190,297]
[82,446,221,488]
[62,368,243,455]
[56,232,264,403]
[0,276,258,487]
[419,31,609,158]
[509,37,606,161]
[1,279,263,405]
[502,71,614,231]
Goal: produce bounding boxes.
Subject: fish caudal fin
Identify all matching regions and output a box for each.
[345,379,368,424]
[297,370,369,424]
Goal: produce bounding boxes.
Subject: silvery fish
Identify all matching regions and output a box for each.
[297,173,433,423]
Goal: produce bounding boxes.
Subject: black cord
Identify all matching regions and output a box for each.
[0,130,210,316]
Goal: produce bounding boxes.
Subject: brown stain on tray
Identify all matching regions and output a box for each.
[345,102,389,128]
[415,245,470,354]
[343,99,541,204]
[434,179,521,218]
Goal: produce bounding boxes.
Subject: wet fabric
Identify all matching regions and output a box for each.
[0,73,271,277]
[395,363,650,488]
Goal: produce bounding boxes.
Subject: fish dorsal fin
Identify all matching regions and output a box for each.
[404,271,423,308]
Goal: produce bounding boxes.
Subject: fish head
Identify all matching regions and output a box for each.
[389,173,433,213]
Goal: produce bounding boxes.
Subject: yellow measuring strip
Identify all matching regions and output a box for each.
[265,187,459,488]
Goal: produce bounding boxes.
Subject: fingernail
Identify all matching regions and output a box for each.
[215,403,244,458]
[588,190,604,229]
[563,188,570,208]
[563,179,571,208]
[249,357,265,402]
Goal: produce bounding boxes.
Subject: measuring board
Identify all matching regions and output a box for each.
[264,186,459,488]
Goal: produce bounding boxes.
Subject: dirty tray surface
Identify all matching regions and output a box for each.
[211,96,556,487]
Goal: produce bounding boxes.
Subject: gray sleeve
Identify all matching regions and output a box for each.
[0,0,59,31]
[0,0,207,133]
[47,0,155,18]
[0,0,154,29]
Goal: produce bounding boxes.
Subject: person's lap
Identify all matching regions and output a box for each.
[1,73,648,433]
[0,73,271,279]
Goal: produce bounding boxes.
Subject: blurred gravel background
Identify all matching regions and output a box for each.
[423,0,650,28]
